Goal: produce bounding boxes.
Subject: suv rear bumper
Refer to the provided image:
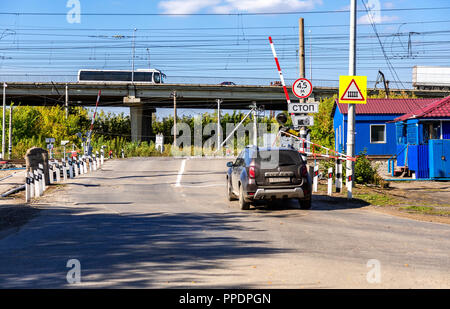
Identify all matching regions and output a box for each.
[252,187,304,200]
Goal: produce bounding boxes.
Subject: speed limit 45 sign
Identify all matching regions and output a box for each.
[292,78,313,99]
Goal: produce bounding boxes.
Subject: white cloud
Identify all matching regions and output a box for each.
[212,0,322,14]
[358,14,399,24]
[158,0,323,14]
[158,0,221,14]
[383,2,395,9]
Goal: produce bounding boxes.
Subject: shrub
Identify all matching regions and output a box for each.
[354,150,378,184]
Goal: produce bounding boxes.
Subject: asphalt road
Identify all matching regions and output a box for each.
[0,157,448,288]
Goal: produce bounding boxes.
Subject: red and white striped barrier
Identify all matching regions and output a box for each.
[268,37,293,114]
[278,130,356,162]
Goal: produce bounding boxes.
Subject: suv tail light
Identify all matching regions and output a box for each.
[300,165,308,177]
[249,166,256,179]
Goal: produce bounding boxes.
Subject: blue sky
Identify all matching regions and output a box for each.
[1,0,450,117]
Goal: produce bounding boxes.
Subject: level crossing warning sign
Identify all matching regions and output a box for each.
[339,75,367,104]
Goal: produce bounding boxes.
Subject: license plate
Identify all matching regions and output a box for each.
[268,177,290,183]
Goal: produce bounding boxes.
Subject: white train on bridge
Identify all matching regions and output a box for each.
[77,69,166,84]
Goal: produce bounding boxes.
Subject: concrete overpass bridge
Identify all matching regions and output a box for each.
[3,81,450,142]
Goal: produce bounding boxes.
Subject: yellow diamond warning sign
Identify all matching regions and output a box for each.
[339,75,367,104]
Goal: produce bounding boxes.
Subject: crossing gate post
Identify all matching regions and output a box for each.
[29,172,35,199]
[313,163,319,193]
[336,159,342,193]
[327,167,333,196]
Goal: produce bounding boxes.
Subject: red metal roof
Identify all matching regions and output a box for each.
[394,96,450,122]
[335,98,437,115]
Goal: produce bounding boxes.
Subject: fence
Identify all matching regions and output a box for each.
[24,152,106,202]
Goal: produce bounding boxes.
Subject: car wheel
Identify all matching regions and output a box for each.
[239,185,250,210]
[226,178,237,201]
[298,198,311,210]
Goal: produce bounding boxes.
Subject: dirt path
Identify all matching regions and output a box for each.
[316,180,450,224]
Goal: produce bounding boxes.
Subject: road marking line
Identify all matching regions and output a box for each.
[175,159,186,187]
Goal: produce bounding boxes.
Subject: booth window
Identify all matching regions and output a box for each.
[370,125,386,143]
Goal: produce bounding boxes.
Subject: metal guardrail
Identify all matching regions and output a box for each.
[387,144,409,176]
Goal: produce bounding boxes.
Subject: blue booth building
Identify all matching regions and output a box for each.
[332,97,450,180]
[332,98,436,156]
[392,96,450,179]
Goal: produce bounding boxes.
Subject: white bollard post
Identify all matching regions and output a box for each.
[38,164,45,193]
[93,156,97,171]
[62,160,67,181]
[49,164,54,184]
[29,172,35,199]
[55,162,61,182]
[100,149,104,165]
[89,157,93,172]
[56,162,60,181]
[68,159,74,179]
[313,163,318,193]
[84,158,88,174]
[25,176,31,202]
[336,159,342,193]
[34,170,41,197]
[96,152,100,168]
[327,167,333,196]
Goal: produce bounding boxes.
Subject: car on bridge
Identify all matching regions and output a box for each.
[220,81,236,86]
[226,146,312,210]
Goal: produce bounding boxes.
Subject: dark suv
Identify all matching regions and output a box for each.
[226,146,312,210]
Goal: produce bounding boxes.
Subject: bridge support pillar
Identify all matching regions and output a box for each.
[130,105,155,143]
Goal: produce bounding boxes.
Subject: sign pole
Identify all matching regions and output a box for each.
[2,83,6,159]
[346,0,357,199]
[299,17,307,162]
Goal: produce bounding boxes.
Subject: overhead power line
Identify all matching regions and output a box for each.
[1,6,450,16]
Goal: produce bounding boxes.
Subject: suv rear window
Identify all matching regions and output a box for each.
[258,150,302,166]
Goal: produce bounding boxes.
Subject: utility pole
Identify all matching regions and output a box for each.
[309,29,312,82]
[173,90,177,146]
[252,101,257,146]
[2,83,7,160]
[299,18,305,95]
[217,99,222,152]
[299,18,307,162]
[65,84,69,119]
[132,28,137,83]
[346,0,357,199]
[8,104,12,159]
